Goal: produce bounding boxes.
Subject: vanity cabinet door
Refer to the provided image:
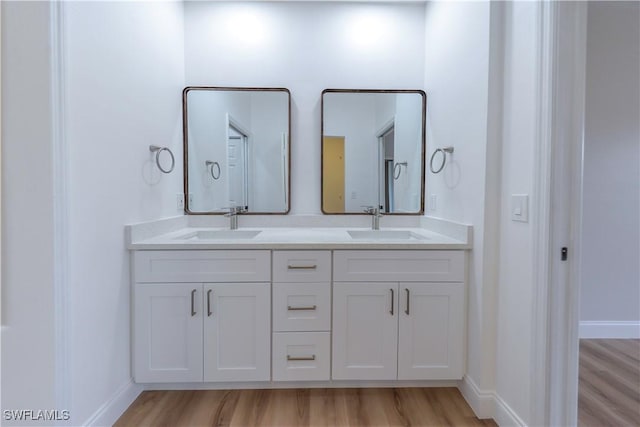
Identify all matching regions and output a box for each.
[203,283,271,382]
[134,283,203,383]
[332,282,398,380]
[397,283,464,380]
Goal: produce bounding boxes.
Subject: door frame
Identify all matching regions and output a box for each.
[530,2,587,426]
[376,117,395,212]
[225,113,251,210]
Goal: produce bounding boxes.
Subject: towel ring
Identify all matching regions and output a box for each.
[149,145,175,174]
[206,160,221,180]
[393,162,408,180]
[430,147,454,174]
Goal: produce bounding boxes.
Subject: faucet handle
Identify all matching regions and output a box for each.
[222,206,248,216]
[222,206,238,216]
[362,205,383,216]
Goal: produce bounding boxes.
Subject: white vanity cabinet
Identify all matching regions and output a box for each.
[332,250,465,381]
[132,250,271,383]
[134,283,204,383]
[203,282,270,382]
[131,245,467,385]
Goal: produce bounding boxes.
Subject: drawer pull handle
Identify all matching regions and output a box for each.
[287,305,317,311]
[287,265,317,270]
[191,289,197,317]
[287,355,316,361]
[207,289,212,317]
[390,288,394,316]
[405,288,410,315]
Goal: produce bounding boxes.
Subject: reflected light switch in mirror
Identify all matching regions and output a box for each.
[511,194,529,222]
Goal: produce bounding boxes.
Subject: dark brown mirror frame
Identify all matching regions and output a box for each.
[320,89,427,215]
[182,86,291,215]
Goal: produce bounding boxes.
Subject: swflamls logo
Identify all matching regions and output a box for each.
[3,409,70,421]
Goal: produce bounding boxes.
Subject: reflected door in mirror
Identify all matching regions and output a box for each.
[323,136,345,213]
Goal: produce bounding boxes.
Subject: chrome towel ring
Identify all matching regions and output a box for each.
[430,146,454,174]
[206,160,221,180]
[149,145,175,174]
[393,162,408,180]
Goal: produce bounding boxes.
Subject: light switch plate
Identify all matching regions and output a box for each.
[511,194,529,222]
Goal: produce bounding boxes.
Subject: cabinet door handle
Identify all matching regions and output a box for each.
[405,288,410,315]
[287,305,317,311]
[287,265,317,270]
[390,288,394,316]
[190,289,197,317]
[207,289,212,317]
[287,355,316,361]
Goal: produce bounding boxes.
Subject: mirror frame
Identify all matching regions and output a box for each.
[182,86,292,215]
[320,89,427,215]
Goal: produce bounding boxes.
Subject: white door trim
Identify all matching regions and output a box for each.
[50,0,72,415]
[0,0,3,335]
[530,2,588,426]
[529,2,556,424]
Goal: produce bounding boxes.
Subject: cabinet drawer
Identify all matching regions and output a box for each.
[273,251,331,282]
[273,283,331,332]
[272,332,330,381]
[333,250,464,282]
[133,250,270,283]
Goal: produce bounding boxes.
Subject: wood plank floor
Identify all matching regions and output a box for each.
[115,388,497,427]
[578,339,640,426]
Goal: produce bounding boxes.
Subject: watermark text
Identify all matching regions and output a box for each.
[3,409,70,422]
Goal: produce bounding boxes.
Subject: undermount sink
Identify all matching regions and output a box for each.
[177,230,262,240]
[347,230,428,240]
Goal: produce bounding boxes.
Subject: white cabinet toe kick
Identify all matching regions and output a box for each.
[131,249,466,386]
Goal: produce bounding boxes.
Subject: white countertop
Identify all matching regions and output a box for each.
[128,226,470,250]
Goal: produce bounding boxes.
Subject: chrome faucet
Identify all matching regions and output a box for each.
[224,206,245,230]
[363,206,383,230]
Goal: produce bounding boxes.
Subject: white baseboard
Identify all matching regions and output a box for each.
[458,376,529,426]
[579,321,640,339]
[458,375,495,419]
[145,379,458,391]
[494,394,527,427]
[82,379,142,427]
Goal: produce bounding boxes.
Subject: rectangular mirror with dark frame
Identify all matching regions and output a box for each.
[183,87,291,214]
[321,89,426,214]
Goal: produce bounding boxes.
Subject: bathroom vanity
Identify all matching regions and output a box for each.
[128,85,469,388]
[128,223,470,387]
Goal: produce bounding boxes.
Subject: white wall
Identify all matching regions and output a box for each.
[494,2,540,424]
[580,1,640,334]
[63,2,184,424]
[423,0,496,410]
[1,2,57,422]
[184,1,426,214]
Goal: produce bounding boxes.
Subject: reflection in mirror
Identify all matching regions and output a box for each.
[321,90,426,214]
[183,87,290,214]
